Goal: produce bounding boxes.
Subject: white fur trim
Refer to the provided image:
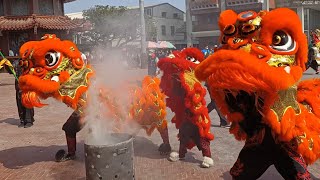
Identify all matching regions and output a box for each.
[169,151,179,162]
[201,156,213,168]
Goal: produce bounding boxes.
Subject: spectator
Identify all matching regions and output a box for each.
[148,50,157,76]
[307,44,319,74]
[202,46,211,58]
[13,59,35,128]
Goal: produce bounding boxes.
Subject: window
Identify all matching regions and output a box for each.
[9,32,29,56]
[39,0,54,15]
[207,15,214,23]
[162,12,167,18]
[146,8,152,16]
[161,25,166,36]
[171,26,175,36]
[11,0,30,15]
[173,13,178,19]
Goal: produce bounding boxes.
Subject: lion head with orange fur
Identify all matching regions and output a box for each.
[18,34,93,110]
[195,8,320,164]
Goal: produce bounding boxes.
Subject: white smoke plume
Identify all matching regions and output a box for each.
[83,48,144,146]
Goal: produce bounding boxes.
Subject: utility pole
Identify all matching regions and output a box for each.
[262,0,269,11]
[139,0,147,54]
[185,0,192,47]
[220,0,226,11]
[139,0,147,68]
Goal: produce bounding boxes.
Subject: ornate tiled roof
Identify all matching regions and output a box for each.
[0,15,81,30]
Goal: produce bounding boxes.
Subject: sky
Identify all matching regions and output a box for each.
[64,0,186,13]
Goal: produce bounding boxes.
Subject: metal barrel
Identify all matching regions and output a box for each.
[85,133,134,180]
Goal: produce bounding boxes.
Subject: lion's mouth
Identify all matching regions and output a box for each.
[223,90,264,115]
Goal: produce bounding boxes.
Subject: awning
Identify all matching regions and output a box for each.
[0,15,81,31]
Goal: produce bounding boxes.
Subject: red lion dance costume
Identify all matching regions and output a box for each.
[158,48,214,168]
[18,34,171,161]
[195,8,320,179]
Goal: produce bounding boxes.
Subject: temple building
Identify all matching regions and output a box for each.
[0,0,80,56]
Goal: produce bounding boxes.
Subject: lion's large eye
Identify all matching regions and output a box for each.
[271,30,296,52]
[45,51,60,67]
[186,56,200,64]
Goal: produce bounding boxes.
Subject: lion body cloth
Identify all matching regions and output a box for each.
[158,47,214,168]
[195,8,319,179]
[18,34,171,161]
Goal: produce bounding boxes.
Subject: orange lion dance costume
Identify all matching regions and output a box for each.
[128,76,171,154]
[195,8,320,179]
[158,47,214,168]
[18,34,171,161]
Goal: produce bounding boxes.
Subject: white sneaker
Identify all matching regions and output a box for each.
[168,151,179,162]
[201,156,213,168]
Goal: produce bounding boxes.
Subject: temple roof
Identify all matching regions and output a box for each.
[0,15,81,31]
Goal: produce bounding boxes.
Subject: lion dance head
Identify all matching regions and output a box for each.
[194,8,320,164]
[196,8,309,139]
[18,34,93,110]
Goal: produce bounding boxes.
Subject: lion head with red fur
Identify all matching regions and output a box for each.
[157,47,205,94]
[18,34,93,110]
[195,8,308,141]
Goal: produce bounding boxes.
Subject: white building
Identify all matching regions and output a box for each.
[129,3,187,48]
[66,3,187,49]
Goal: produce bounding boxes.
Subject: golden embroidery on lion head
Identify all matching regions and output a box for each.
[18,34,93,110]
[195,8,320,164]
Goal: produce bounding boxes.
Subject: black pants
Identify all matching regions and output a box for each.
[16,90,34,124]
[207,100,228,126]
[230,127,310,180]
[309,60,319,72]
[62,111,82,138]
[178,121,211,158]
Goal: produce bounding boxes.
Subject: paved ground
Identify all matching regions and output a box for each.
[0,68,319,180]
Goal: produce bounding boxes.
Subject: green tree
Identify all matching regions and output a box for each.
[81,5,157,48]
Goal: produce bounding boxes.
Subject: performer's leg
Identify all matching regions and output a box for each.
[24,108,34,125]
[56,111,82,162]
[199,138,211,157]
[169,138,187,162]
[15,90,24,125]
[230,144,272,180]
[30,108,35,123]
[311,61,319,73]
[157,121,172,155]
[199,137,213,168]
[230,127,272,180]
[169,122,192,162]
[207,100,215,113]
[274,142,311,180]
[178,142,187,159]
